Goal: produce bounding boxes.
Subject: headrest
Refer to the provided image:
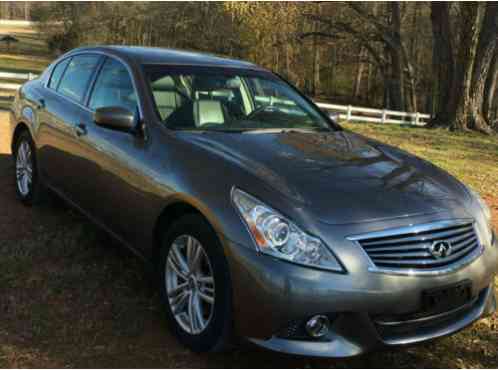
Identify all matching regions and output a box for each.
[151,76,176,91]
[193,100,224,127]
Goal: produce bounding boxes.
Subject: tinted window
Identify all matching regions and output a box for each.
[48,58,70,89]
[57,55,100,103]
[89,58,138,112]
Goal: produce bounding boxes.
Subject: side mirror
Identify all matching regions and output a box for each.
[94,106,136,133]
[328,112,340,125]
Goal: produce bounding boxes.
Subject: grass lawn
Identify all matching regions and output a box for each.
[0,53,50,73]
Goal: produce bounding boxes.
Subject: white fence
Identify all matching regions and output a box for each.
[316,102,431,126]
[0,70,431,125]
[0,19,36,27]
[0,71,37,91]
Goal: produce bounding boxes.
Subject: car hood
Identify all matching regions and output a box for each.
[180,129,471,224]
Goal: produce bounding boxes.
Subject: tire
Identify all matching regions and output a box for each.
[12,130,43,206]
[158,214,233,353]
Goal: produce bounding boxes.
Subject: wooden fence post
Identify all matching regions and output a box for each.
[381,109,387,124]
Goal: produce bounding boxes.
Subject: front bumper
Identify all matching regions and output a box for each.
[247,282,496,357]
[225,223,498,358]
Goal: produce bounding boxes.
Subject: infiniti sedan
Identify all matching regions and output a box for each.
[9,46,497,357]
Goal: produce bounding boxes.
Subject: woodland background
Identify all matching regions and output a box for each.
[1,1,497,133]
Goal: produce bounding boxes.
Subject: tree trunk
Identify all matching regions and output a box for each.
[467,3,497,133]
[430,3,455,126]
[314,42,321,96]
[388,3,404,111]
[353,47,365,98]
[451,4,484,131]
[484,51,498,122]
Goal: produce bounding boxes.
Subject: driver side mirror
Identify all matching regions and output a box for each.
[328,112,340,125]
[94,106,137,133]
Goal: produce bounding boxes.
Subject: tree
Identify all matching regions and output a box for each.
[431,2,498,133]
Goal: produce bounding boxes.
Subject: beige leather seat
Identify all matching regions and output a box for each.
[193,100,225,127]
[151,76,184,120]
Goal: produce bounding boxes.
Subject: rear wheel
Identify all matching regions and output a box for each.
[13,131,43,205]
[158,214,233,352]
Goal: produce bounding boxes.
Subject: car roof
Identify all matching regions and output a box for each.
[67,45,266,71]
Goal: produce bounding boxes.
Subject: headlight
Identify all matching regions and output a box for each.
[231,188,344,272]
[468,188,494,245]
[469,189,491,223]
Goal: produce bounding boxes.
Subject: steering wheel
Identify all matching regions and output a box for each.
[245,104,278,120]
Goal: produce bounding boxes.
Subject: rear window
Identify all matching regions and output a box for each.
[48,58,70,89]
[57,55,101,103]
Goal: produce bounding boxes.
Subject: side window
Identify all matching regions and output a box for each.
[57,54,100,103]
[88,58,138,112]
[48,58,70,89]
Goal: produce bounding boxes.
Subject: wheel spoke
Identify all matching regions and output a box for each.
[167,282,188,298]
[188,238,202,272]
[22,171,29,192]
[193,293,205,331]
[198,290,214,305]
[18,143,25,163]
[167,257,188,280]
[25,146,31,161]
[171,243,190,274]
[188,292,197,333]
[197,276,214,284]
[171,290,189,314]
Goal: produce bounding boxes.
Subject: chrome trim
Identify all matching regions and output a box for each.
[347,219,484,276]
[347,219,474,241]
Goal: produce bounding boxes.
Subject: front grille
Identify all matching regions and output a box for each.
[349,220,482,273]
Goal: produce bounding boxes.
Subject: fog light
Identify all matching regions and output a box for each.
[305,315,330,338]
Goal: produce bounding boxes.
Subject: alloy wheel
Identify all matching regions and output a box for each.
[165,234,216,335]
[16,140,33,197]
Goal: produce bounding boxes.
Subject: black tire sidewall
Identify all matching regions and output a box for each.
[13,131,40,205]
[158,214,233,353]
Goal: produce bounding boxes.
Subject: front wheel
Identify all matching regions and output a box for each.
[13,131,43,206]
[158,214,233,352]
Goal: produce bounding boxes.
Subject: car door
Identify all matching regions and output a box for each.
[36,54,102,198]
[74,56,155,248]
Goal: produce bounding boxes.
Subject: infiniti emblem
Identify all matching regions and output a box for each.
[430,240,452,259]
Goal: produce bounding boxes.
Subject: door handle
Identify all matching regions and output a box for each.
[75,123,87,137]
[35,98,45,110]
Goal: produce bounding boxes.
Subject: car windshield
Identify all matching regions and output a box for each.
[144,65,336,132]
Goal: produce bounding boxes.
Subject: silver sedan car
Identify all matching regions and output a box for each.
[10,46,497,357]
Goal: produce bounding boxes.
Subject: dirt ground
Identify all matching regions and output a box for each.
[0,112,497,368]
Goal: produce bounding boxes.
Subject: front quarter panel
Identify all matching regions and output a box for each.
[11,82,44,145]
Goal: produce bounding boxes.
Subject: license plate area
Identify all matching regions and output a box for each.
[422,281,472,316]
